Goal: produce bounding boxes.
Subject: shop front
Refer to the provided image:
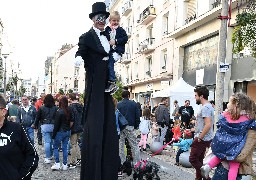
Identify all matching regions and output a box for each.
[182,35,219,101]
[231,57,256,102]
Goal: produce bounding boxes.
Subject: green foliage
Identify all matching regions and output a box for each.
[79,93,85,104]
[19,85,26,96]
[68,89,73,94]
[6,81,13,91]
[58,88,64,95]
[232,10,256,57]
[12,75,19,86]
[112,80,123,101]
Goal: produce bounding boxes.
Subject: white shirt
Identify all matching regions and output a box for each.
[74,26,110,66]
[93,26,110,54]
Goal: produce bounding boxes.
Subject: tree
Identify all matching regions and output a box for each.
[112,80,124,101]
[58,89,64,95]
[68,89,73,94]
[232,1,256,57]
[19,85,26,96]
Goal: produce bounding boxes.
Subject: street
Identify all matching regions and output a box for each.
[32,142,195,180]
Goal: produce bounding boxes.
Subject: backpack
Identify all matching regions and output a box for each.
[117,109,128,131]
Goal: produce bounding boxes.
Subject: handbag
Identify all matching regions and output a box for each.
[117,109,128,131]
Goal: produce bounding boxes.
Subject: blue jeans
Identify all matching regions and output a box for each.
[176,149,186,163]
[25,127,34,145]
[108,53,116,82]
[53,131,71,165]
[42,132,53,159]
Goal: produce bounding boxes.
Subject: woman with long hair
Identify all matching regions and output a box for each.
[51,96,72,171]
[34,94,57,164]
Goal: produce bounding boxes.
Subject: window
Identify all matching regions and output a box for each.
[145,56,152,77]
[161,49,167,72]
[74,79,78,88]
[147,24,153,39]
[136,34,140,52]
[162,12,169,35]
[74,67,79,77]
[134,61,139,79]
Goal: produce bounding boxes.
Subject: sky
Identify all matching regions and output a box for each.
[0,0,102,82]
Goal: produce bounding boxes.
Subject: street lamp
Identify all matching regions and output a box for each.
[2,53,9,99]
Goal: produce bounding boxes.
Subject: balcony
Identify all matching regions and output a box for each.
[137,38,155,54]
[185,13,197,25]
[122,1,133,16]
[125,26,132,38]
[168,2,223,38]
[137,5,156,25]
[212,0,221,9]
[145,70,152,77]
[121,52,131,64]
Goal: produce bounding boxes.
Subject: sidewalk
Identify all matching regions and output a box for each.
[144,145,256,179]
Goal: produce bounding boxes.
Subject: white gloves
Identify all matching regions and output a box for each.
[74,56,83,67]
[112,52,121,62]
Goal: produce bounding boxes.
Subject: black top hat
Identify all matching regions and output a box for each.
[89,2,110,20]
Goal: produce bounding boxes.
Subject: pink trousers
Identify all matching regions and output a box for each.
[208,156,240,180]
[138,134,147,149]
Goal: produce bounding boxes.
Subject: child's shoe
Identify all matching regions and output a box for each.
[200,164,211,178]
[110,85,119,95]
[174,162,180,166]
[105,81,116,92]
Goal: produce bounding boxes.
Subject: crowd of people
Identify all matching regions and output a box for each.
[123,86,256,180]
[3,92,84,178]
[2,2,256,180]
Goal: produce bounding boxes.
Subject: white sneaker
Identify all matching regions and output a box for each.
[62,163,68,171]
[44,158,52,164]
[200,164,211,178]
[51,162,61,170]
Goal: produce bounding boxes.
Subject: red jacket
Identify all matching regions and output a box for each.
[172,125,181,140]
[35,99,43,111]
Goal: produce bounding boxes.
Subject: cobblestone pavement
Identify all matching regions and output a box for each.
[31,141,194,180]
[32,143,80,180]
[32,140,256,180]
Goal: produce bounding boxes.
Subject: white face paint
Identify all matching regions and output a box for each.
[93,14,107,31]
[95,14,107,23]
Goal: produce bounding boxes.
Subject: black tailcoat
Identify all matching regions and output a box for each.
[76,28,119,180]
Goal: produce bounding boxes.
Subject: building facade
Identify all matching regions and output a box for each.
[22,78,32,97]
[110,0,256,105]
[0,19,4,90]
[44,45,85,95]
[110,0,174,106]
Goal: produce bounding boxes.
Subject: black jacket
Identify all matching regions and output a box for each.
[34,105,58,128]
[105,26,128,55]
[117,98,140,129]
[0,120,38,180]
[69,103,83,134]
[155,104,170,125]
[52,109,72,139]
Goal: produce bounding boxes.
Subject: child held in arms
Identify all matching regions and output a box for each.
[201,93,256,180]
[105,11,128,94]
